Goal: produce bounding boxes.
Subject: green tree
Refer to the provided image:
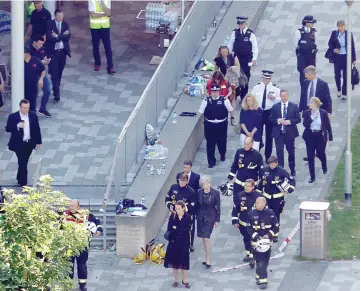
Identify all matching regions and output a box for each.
[0,175,89,291]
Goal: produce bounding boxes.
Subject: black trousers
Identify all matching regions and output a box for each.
[297,52,316,85]
[254,249,271,284]
[15,141,34,186]
[90,28,113,70]
[204,120,228,166]
[49,49,67,99]
[267,198,285,223]
[190,215,195,246]
[333,54,347,95]
[305,131,327,180]
[70,249,88,288]
[239,225,252,256]
[25,90,38,112]
[236,54,252,100]
[260,109,273,160]
[274,132,296,173]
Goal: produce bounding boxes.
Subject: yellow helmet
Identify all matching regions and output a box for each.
[156,244,166,258]
[149,251,163,265]
[133,248,147,265]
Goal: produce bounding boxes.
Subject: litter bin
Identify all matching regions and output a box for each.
[299,201,330,259]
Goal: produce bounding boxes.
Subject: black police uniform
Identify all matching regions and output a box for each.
[228,148,264,195]
[203,96,229,167]
[247,208,279,288]
[258,166,295,240]
[296,26,317,85]
[24,56,45,111]
[232,189,263,262]
[233,27,254,99]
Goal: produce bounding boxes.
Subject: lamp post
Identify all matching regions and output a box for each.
[344,0,353,207]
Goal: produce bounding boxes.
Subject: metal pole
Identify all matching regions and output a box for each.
[43,0,56,19]
[11,0,25,113]
[344,0,353,207]
[181,0,185,23]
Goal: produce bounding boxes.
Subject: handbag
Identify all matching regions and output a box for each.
[351,64,359,90]
[163,231,170,241]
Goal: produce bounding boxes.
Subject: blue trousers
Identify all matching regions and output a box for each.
[91,28,113,70]
[40,73,51,111]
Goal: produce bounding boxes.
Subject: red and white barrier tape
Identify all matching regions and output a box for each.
[278,221,300,253]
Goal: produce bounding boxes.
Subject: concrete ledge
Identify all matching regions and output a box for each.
[116,0,268,258]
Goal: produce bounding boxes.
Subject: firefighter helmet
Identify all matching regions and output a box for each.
[255,238,272,253]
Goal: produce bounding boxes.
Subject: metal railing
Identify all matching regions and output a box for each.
[32,157,43,188]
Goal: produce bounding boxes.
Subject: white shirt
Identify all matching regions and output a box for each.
[227,27,259,61]
[19,112,31,141]
[307,77,318,102]
[293,27,317,48]
[251,81,281,111]
[310,109,322,130]
[198,97,234,115]
[338,31,346,55]
[88,0,111,12]
[55,21,64,50]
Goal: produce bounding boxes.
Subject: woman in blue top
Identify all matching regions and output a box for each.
[239,93,263,150]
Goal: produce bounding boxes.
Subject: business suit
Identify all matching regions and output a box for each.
[299,78,332,114]
[327,30,356,95]
[5,111,42,186]
[302,108,333,181]
[270,101,301,174]
[176,171,200,247]
[196,187,221,239]
[47,19,71,101]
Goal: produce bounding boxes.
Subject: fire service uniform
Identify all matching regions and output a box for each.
[247,208,279,290]
[63,210,103,291]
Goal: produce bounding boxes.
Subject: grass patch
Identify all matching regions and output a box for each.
[327,120,360,260]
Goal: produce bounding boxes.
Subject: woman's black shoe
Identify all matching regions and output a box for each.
[190,246,195,252]
[182,281,191,289]
[206,264,211,268]
[172,282,179,287]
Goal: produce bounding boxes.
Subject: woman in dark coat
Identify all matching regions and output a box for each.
[196,175,221,268]
[213,45,235,76]
[164,201,192,289]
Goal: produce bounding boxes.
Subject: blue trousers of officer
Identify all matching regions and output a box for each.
[254,249,271,284]
[204,120,228,166]
[297,52,316,85]
[70,249,88,289]
[274,132,296,174]
[259,109,273,161]
[239,225,252,255]
[91,28,113,70]
[267,198,285,223]
[40,73,51,112]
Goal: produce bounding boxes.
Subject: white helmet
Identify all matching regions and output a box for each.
[276,177,291,193]
[219,182,234,196]
[87,221,97,235]
[255,238,272,252]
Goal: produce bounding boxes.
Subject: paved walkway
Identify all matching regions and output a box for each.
[84,1,360,290]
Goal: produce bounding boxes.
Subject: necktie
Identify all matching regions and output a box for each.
[57,22,61,32]
[309,81,314,100]
[283,103,287,119]
[262,85,267,109]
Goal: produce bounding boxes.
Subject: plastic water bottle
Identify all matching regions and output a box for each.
[161,162,166,175]
[147,162,151,175]
[172,112,177,124]
[141,195,146,206]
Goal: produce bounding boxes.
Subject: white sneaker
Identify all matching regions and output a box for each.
[342,95,347,100]
[337,91,341,98]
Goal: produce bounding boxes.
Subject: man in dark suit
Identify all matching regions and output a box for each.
[176,160,200,252]
[5,99,42,186]
[270,90,301,176]
[299,65,332,114]
[47,9,71,103]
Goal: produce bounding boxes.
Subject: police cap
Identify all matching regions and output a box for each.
[262,70,274,79]
[210,83,220,91]
[302,15,317,24]
[236,16,248,24]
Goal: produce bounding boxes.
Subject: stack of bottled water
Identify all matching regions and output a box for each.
[145,3,166,31]
[163,10,179,33]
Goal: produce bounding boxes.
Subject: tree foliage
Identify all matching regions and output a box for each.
[0,175,89,291]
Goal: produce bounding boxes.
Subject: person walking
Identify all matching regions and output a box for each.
[213,45,235,76]
[25,0,51,43]
[269,90,301,176]
[47,9,72,103]
[302,97,333,183]
[164,201,192,289]
[326,20,356,100]
[5,99,42,186]
[196,175,221,269]
[239,93,263,150]
[88,0,116,75]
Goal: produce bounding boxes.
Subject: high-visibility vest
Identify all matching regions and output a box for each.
[89,0,110,29]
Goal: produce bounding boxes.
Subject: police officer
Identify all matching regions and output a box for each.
[227,137,264,195]
[232,179,263,266]
[247,197,279,290]
[258,156,295,242]
[63,199,103,291]
[165,173,197,249]
[227,16,259,99]
[199,83,233,168]
[294,15,318,85]
[251,70,281,161]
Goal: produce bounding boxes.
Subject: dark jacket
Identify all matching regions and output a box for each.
[196,188,221,223]
[302,108,333,142]
[232,189,262,226]
[176,171,200,193]
[299,78,332,114]
[214,54,235,76]
[326,30,356,63]
[270,101,301,139]
[46,20,71,58]
[165,184,197,215]
[5,111,42,152]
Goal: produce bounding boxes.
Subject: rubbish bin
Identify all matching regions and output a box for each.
[299,201,330,259]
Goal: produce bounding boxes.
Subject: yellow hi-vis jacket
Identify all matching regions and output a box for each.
[89,0,110,29]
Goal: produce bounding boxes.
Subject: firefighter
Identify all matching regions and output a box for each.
[247,197,279,290]
[227,137,264,195]
[258,156,295,242]
[232,179,263,267]
[63,199,103,291]
[165,173,197,250]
